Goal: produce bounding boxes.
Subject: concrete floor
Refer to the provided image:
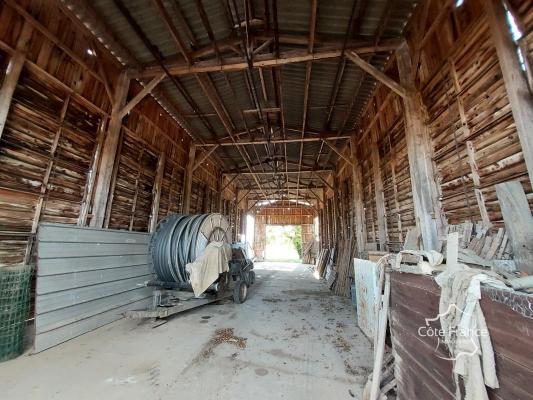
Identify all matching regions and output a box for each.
[0,262,373,400]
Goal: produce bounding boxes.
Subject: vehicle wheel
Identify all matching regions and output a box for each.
[233,280,248,304]
[248,270,255,285]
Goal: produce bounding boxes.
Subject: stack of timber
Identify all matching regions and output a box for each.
[302,241,314,264]
[331,232,358,297]
[315,248,329,277]
[445,221,513,269]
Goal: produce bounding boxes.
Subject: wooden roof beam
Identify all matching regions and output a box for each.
[192,145,220,171]
[197,134,351,146]
[138,42,401,77]
[226,169,332,176]
[345,51,406,98]
[118,73,166,119]
[321,139,354,166]
[296,0,317,200]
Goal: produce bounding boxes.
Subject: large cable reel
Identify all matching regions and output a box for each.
[150,213,230,283]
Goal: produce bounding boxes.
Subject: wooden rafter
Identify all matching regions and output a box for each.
[138,41,401,77]
[321,139,354,166]
[345,51,406,98]
[118,73,166,118]
[193,145,220,171]
[197,134,351,146]
[227,169,332,176]
[296,0,317,200]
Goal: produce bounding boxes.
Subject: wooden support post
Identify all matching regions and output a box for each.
[389,154,403,244]
[486,0,533,183]
[331,178,337,246]
[350,136,366,255]
[182,144,196,214]
[90,71,130,227]
[0,21,32,138]
[217,173,224,212]
[129,149,145,231]
[234,188,240,242]
[78,117,107,226]
[371,138,388,251]
[495,181,533,274]
[396,41,442,251]
[149,151,166,232]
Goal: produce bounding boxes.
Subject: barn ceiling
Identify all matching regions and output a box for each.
[82,0,418,197]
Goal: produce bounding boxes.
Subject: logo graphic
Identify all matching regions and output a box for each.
[418,303,488,361]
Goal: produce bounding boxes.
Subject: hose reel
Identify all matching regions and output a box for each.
[150,213,230,283]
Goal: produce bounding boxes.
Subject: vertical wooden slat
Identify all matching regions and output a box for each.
[90,71,130,227]
[182,145,196,214]
[495,181,533,274]
[129,148,145,231]
[78,117,107,226]
[149,151,166,232]
[371,138,388,250]
[103,131,125,229]
[350,136,366,255]
[389,154,403,245]
[234,188,240,242]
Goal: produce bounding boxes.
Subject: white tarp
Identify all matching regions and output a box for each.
[185,241,231,297]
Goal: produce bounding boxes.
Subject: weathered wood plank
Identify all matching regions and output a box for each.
[495,181,533,274]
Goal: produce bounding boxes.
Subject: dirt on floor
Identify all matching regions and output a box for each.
[0,261,373,400]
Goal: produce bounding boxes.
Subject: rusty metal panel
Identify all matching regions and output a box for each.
[354,258,379,340]
[390,272,533,400]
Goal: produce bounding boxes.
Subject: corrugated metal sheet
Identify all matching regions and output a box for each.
[35,223,153,352]
[89,0,418,171]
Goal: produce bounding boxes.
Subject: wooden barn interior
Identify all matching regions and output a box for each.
[1,0,533,399]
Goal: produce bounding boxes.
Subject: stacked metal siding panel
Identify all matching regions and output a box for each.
[35,223,153,352]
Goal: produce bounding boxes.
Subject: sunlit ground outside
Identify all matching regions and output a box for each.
[264,225,302,262]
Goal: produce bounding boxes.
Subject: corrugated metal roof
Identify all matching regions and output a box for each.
[89,0,418,188]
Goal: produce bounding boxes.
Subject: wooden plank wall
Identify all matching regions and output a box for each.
[390,272,533,399]
[417,0,531,226]
[329,0,533,256]
[408,0,533,226]
[0,1,234,266]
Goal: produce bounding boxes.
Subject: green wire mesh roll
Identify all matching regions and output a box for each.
[0,264,33,362]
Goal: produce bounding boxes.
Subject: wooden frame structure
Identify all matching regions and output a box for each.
[0,0,532,280]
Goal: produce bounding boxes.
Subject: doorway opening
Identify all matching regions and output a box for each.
[265,225,302,262]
